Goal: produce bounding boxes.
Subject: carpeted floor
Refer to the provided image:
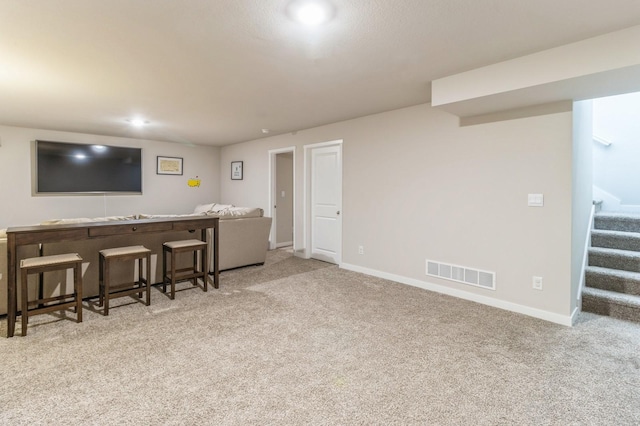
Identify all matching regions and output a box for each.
[1,249,639,425]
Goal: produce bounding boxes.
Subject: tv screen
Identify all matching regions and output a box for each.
[36,140,142,193]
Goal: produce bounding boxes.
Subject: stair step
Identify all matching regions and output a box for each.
[594,212,640,232]
[591,229,640,251]
[585,266,640,296]
[588,247,640,272]
[582,287,640,323]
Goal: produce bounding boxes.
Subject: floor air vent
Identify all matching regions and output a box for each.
[426,260,495,290]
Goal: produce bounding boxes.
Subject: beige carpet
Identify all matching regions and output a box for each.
[1,249,639,425]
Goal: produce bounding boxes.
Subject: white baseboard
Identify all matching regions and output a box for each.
[570,306,581,326]
[293,249,308,259]
[340,262,573,327]
[275,241,293,248]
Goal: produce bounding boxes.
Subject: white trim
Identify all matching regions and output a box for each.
[275,241,293,249]
[268,147,296,251]
[577,204,595,302]
[570,306,581,326]
[303,139,343,259]
[341,262,574,327]
[304,139,344,150]
[293,250,307,259]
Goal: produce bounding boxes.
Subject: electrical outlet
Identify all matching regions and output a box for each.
[358,245,364,255]
[532,276,543,290]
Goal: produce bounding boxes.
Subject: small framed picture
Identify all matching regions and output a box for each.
[157,156,183,175]
[231,161,243,180]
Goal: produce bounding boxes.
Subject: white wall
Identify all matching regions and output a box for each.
[221,102,575,323]
[571,100,594,317]
[0,125,220,229]
[593,91,640,209]
[432,25,640,117]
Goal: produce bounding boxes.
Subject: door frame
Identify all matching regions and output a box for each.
[303,139,343,262]
[268,146,296,250]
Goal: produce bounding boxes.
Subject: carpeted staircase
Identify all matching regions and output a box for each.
[582,212,640,323]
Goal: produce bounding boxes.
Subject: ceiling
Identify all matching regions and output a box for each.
[2,1,640,147]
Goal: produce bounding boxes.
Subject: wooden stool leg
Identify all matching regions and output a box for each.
[170,250,176,300]
[99,254,104,307]
[162,247,168,295]
[104,258,110,316]
[137,257,143,299]
[202,245,208,292]
[192,250,198,286]
[145,253,151,306]
[21,268,29,337]
[75,261,83,323]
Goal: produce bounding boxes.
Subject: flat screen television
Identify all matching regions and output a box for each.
[36,140,142,194]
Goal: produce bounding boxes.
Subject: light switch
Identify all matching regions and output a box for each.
[528,193,544,207]
[281,190,286,198]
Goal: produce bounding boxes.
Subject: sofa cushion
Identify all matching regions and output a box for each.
[210,204,234,212]
[207,207,263,219]
[138,212,207,220]
[193,203,216,214]
[193,203,235,214]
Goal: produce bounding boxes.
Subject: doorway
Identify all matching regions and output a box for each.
[268,147,295,250]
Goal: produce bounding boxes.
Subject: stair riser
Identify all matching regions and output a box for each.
[591,233,640,251]
[595,217,640,233]
[582,295,640,323]
[589,252,640,273]
[585,272,640,296]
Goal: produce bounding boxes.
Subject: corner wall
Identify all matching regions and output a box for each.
[571,100,594,318]
[0,125,220,229]
[220,103,575,323]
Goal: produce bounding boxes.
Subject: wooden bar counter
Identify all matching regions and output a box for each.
[5,216,219,338]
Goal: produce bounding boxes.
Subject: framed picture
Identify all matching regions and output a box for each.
[157,156,183,175]
[231,161,243,180]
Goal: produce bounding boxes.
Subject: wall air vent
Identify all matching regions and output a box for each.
[426,259,496,290]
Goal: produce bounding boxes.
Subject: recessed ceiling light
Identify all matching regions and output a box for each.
[127,118,149,127]
[262,129,270,134]
[289,0,332,26]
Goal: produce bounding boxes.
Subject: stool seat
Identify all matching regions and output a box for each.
[99,245,151,316]
[163,239,207,250]
[20,253,83,337]
[20,253,82,268]
[100,245,151,258]
[162,239,208,300]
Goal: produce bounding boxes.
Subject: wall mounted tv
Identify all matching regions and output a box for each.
[36,140,142,194]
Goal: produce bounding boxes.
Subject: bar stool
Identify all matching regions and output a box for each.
[99,245,151,316]
[20,253,83,337]
[162,239,208,299]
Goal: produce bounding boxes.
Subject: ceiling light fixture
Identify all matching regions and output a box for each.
[261,129,270,134]
[127,118,149,127]
[289,0,332,26]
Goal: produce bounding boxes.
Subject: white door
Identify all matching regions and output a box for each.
[311,145,342,264]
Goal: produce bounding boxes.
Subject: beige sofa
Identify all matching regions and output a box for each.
[0,204,272,315]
